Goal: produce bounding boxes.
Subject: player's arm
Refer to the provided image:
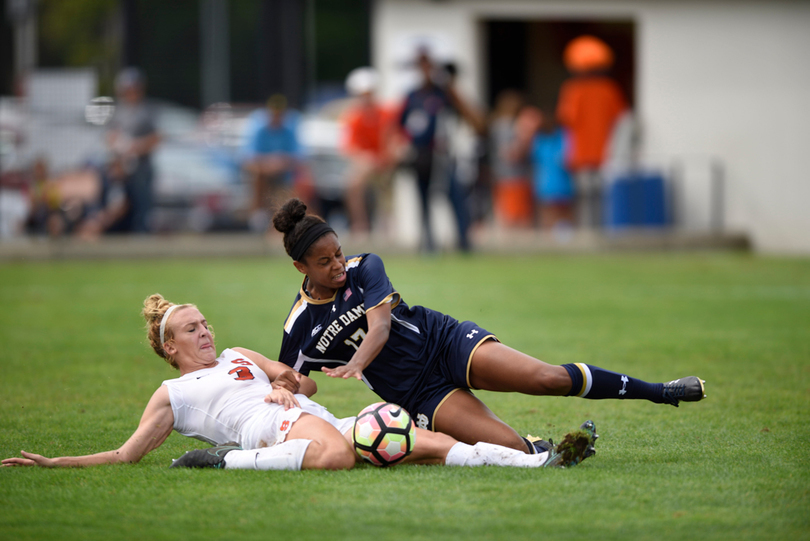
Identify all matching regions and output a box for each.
[233,347,318,397]
[322,301,391,381]
[2,386,174,468]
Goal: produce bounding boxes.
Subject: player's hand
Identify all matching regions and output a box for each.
[272,370,302,393]
[264,388,301,410]
[322,362,364,381]
[1,451,56,468]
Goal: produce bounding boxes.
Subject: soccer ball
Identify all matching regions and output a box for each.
[353,402,416,467]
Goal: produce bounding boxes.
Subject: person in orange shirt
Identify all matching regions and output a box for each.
[556,35,628,228]
[341,68,403,237]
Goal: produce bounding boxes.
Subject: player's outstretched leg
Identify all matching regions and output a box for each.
[563,364,707,407]
[170,442,241,469]
[565,365,707,406]
[469,342,707,407]
[171,439,319,471]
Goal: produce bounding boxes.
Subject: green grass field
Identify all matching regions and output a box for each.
[1,252,808,541]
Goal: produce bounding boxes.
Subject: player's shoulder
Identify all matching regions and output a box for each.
[218,348,246,362]
[347,252,387,273]
[346,253,365,269]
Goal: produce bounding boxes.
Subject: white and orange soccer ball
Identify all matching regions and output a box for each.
[352,402,416,467]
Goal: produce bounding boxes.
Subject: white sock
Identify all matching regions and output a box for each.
[223,439,313,471]
[444,442,550,468]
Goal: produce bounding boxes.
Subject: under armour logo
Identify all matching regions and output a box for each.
[466,329,479,339]
[619,375,629,396]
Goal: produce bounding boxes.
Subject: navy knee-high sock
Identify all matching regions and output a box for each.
[562,363,665,403]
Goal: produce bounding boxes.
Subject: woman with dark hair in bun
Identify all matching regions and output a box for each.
[273,198,705,455]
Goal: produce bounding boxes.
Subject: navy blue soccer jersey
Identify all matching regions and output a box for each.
[278,253,461,410]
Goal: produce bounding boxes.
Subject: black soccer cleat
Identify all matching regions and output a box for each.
[662,376,706,407]
[170,442,241,469]
[543,420,598,468]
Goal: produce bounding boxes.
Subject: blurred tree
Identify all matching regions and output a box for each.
[313,0,370,85]
[132,1,200,108]
[29,0,371,108]
[38,0,120,94]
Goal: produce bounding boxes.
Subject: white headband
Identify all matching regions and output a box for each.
[159,304,184,345]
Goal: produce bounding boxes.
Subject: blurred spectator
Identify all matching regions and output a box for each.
[26,159,103,237]
[398,48,485,252]
[106,67,162,233]
[340,67,403,238]
[488,90,534,229]
[25,157,60,236]
[530,112,575,231]
[505,104,575,233]
[241,94,302,231]
[556,36,628,228]
[74,157,131,239]
[0,165,31,239]
[435,61,486,252]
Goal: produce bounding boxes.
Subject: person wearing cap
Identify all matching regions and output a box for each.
[556,36,628,229]
[340,67,403,237]
[106,67,162,233]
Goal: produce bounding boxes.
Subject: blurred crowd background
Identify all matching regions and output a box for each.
[1,0,808,253]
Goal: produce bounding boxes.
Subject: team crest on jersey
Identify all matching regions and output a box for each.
[416,413,429,430]
[343,288,353,301]
[311,324,322,337]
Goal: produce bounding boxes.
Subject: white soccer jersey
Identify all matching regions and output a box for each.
[162,348,353,449]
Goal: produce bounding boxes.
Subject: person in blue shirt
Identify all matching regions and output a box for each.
[506,106,575,231]
[531,112,575,230]
[242,94,301,230]
[273,198,706,455]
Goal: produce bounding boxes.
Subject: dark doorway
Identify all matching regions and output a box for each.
[486,19,635,115]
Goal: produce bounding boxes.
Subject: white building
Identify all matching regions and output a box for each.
[372,0,810,254]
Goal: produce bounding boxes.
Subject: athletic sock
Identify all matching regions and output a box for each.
[444,442,550,468]
[223,439,312,471]
[562,363,665,403]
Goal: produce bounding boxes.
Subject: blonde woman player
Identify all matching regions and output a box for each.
[2,295,597,471]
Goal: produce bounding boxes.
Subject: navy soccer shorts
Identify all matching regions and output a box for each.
[406,320,497,431]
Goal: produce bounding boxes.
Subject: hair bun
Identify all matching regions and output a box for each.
[143,293,168,322]
[273,198,307,234]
